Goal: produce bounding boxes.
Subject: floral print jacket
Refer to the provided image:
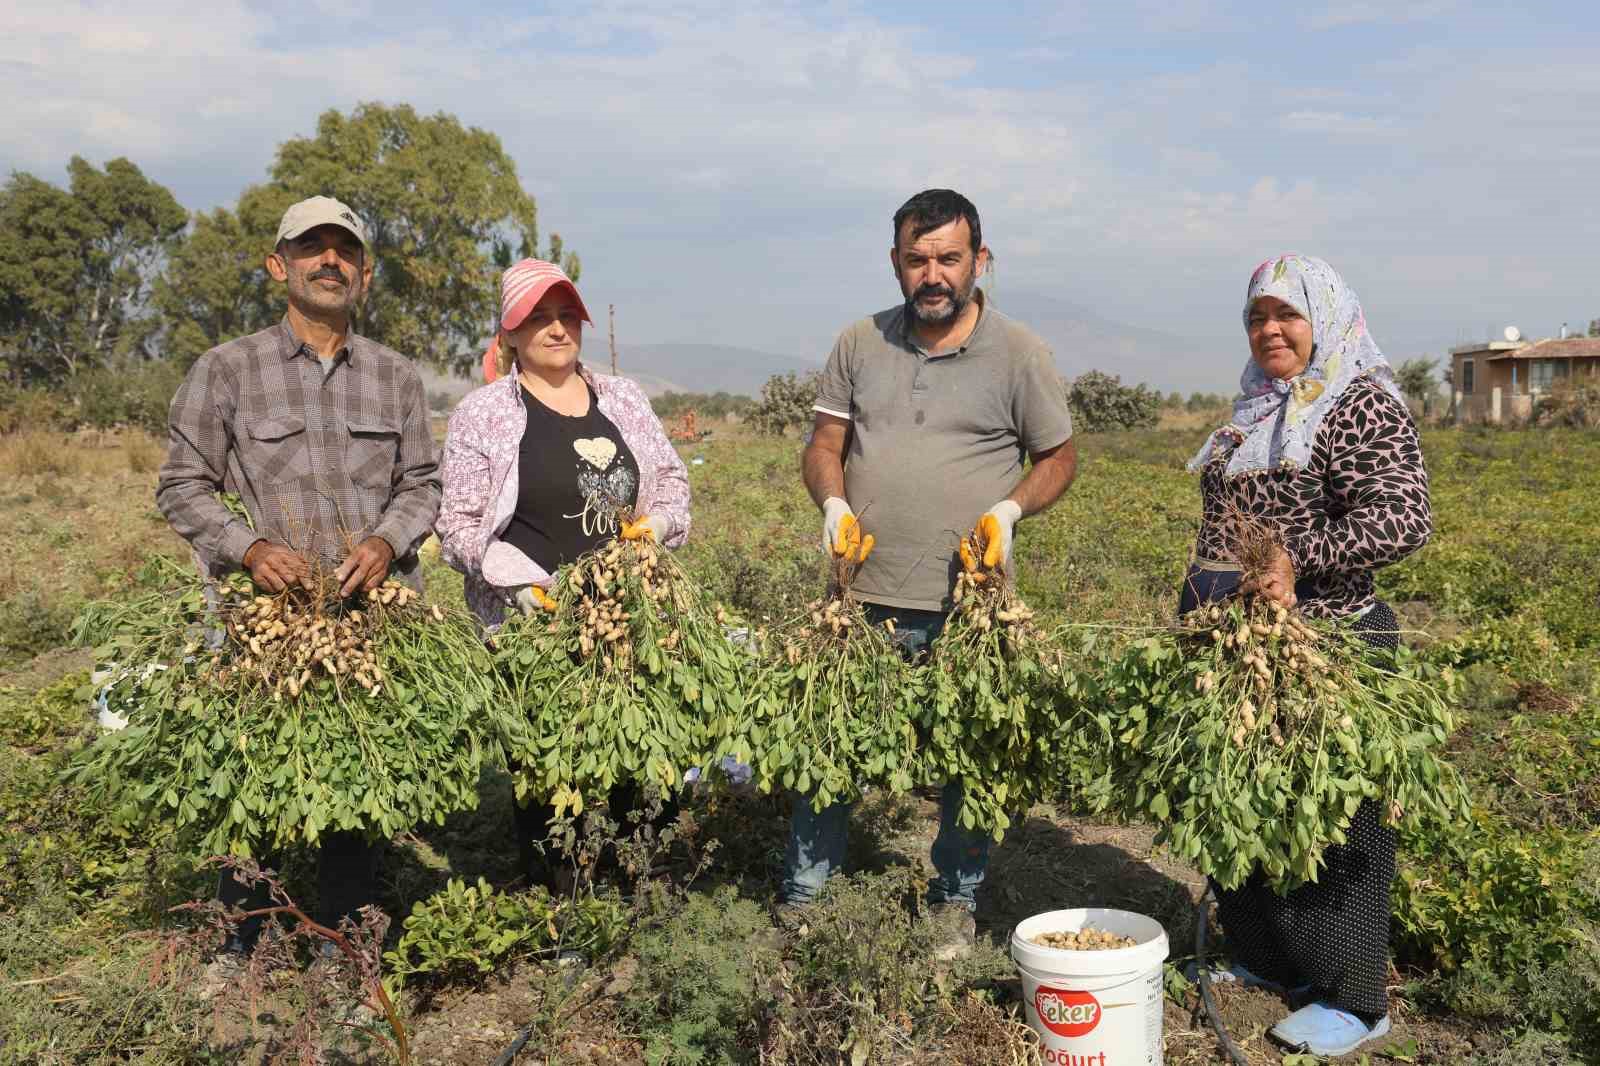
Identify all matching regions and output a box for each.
[1193,374,1431,619]
[436,366,690,628]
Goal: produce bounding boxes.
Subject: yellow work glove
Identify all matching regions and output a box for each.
[515,585,558,616]
[822,497,857,556]
[621,514,668,542]
[976,501,1021,569]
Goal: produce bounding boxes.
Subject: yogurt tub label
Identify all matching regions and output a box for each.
[1036,987,1102,1038]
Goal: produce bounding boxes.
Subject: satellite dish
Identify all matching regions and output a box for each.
[1504,326,1522,342]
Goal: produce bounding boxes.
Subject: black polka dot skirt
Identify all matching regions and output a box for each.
[1211,601,1400,1020]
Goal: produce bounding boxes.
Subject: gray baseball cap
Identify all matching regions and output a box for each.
[274,195,370,253]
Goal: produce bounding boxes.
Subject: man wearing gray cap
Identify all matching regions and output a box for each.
[158,195,441,962]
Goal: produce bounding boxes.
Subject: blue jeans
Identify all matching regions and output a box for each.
[780,604,992,910]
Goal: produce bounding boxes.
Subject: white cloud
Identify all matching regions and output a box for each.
[1281,110,1398,138]
[1,1,1596,384]
[1301,0,1458,31]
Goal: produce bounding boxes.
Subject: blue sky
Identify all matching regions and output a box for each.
[3,0,1596,388]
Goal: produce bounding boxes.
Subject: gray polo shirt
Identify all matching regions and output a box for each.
[814,294,1073,611]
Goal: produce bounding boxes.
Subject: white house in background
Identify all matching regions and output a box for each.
[1450,334,1600,424]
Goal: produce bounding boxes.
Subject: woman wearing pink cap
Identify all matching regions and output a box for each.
[436,258,690,884]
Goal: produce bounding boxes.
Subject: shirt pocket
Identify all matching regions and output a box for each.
[243,416,311,483]
[346,419,401,489]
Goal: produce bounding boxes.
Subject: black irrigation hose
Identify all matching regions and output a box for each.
[490,950,589,1066]
[1195,886,1251,1066]
[491,1022,538,1066]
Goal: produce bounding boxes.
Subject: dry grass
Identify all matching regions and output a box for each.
[1158,405,1232,431]
[0,430,88,480]
[123,432,165,474]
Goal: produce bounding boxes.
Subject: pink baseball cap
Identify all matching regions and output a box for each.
[500,258,591,332]
[483,258,592,383]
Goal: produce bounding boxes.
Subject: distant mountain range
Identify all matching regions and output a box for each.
[606,343,823,397]
[420,297,1237,402]
[987,289,1235,394]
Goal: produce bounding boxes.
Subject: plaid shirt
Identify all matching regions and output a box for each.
[157,318,442,586]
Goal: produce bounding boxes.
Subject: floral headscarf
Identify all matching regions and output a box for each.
[1188,254,1404,480]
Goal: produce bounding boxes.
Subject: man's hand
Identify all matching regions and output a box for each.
[243,539,311,593]
[822,497,857,555]
[621,515,667,542]
[515,585,558,616]
[1241,546,1297,608]
[977,501,1022,569]
[336,536,395,598]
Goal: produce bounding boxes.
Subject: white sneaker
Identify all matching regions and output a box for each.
[1270,1002,1390,1056]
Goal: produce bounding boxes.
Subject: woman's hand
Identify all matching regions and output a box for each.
[1242,546,1297,608]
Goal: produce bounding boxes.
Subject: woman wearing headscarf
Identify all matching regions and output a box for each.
[436,258,691,886]
[1180,254,1431,1057]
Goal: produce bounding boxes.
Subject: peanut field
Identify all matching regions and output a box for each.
[1,421,1597,1065]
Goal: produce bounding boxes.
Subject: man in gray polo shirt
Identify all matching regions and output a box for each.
[787,189,1077,956]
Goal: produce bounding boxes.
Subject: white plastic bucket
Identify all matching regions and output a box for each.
[1011,908,1169,1066]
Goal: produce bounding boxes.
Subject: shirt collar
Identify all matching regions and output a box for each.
[277,316,357,367]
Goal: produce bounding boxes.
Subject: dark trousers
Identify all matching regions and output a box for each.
[217,831,379,950]
[1212,799,1396,1018]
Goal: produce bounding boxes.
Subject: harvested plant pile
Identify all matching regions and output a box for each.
[1097,593,1464,890]
[923,521,1089,838]
[728,520,921,810]
[493,535,747,816]
[69,570,501,856]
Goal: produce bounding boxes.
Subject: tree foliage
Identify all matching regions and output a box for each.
[650,391,755,420]
[1186,391,1232,413]
[0,157,186,384]
[149,201,280,369]
[148,103,578,372]
[1395,357,1440,410]
[264,102,578,371]
[1066,370,1162,432]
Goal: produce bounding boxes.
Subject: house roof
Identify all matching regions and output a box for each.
[1451,340,1525,355]
[1484,337,1600,361]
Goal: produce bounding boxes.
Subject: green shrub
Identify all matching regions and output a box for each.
[0,382,73,434]
[765,868,942,1063]
[1066,370,1162,433]
[1394,812,1600,1035]
[0,589,81,671]
[749,372,820,436]
[75,360,185,433]
[625,884,778,1065]
[0,672,90,749]
[384,877,625,988]
[1537,378,1600,428]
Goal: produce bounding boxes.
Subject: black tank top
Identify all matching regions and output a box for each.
[501,380,640,573]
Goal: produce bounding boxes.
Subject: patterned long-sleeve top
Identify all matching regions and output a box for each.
[436,366,690,628]
[156,318,441,589]
[1192,374,1432,619]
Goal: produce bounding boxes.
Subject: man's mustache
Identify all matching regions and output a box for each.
[913,283,955,301]
[308,267,347,286]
